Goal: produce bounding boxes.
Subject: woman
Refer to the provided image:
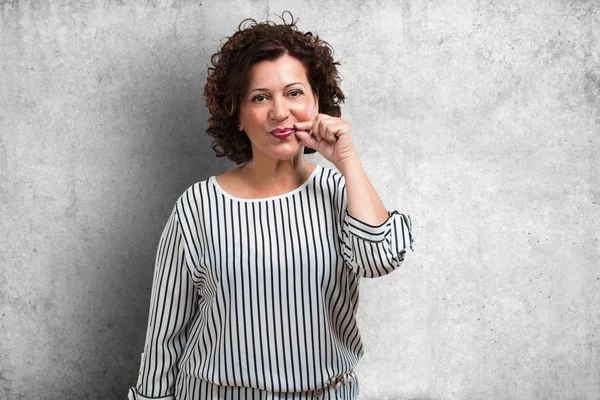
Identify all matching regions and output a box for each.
[128,13,414,400]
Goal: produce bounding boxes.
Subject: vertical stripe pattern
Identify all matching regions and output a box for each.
[130,165,414,399]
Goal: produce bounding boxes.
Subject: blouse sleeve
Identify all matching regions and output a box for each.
[128,204,199,400]
[333,174,415,278]
[341,209,414,278]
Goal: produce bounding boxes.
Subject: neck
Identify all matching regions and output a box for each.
[241,153,314,194]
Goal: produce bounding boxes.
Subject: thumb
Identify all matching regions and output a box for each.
[294,121,313,131]
[294,129,319,150]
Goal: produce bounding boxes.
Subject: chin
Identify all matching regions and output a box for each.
[270,145,304,160]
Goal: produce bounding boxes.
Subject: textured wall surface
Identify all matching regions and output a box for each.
[1,1,599,399]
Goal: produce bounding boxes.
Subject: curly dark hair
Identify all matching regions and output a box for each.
[203,12,345,164]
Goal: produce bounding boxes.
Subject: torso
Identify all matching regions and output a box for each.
[174,164,363,393]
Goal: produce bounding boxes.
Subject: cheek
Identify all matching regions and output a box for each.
[240,109,262,127]
[307,100,318,118]
[292,99,318,120]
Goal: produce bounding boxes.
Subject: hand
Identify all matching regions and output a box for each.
[294,114,358,168]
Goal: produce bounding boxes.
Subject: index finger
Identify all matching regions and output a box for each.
[294,119,314,131]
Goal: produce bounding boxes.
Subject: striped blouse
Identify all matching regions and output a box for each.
[129,164,414,399]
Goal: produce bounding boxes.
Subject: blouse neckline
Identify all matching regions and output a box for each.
[210,164,321,203]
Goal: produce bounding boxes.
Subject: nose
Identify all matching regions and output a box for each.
[269,96,289,122]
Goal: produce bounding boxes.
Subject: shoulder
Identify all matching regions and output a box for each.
[310,165,347,210]
[168,178,215,244]
[173,177,215,213]
[313,164,346,191]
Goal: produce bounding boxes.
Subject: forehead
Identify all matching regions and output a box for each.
[246,55,309,88]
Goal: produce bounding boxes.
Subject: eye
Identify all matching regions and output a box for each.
[251,94,268,103]
[288,89,303,98]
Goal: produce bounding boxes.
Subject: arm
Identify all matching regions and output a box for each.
[295,115,390,226]
[295,115,414,278]
[129,205,199,399]
[336,152,389,225]
[335,171,414,278]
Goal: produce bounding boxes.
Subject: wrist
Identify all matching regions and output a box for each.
[335,151,362,176]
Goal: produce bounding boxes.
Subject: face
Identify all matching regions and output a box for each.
[238,54,319,162]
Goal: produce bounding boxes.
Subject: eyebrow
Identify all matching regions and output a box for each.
[248,82,305,94]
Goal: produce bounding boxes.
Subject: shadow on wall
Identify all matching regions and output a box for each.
[80,51,231,397]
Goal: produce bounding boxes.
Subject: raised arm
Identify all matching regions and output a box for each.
[295,114,414,278]
[295,114,389,224]
[336,153,390,225]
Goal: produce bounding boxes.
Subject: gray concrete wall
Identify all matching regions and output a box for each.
[1,1,598,399]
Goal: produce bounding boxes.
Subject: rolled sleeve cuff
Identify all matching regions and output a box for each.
[128,388,174,400]
[344,211,393,242]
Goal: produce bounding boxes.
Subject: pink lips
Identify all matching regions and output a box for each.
[270,127,295,139]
